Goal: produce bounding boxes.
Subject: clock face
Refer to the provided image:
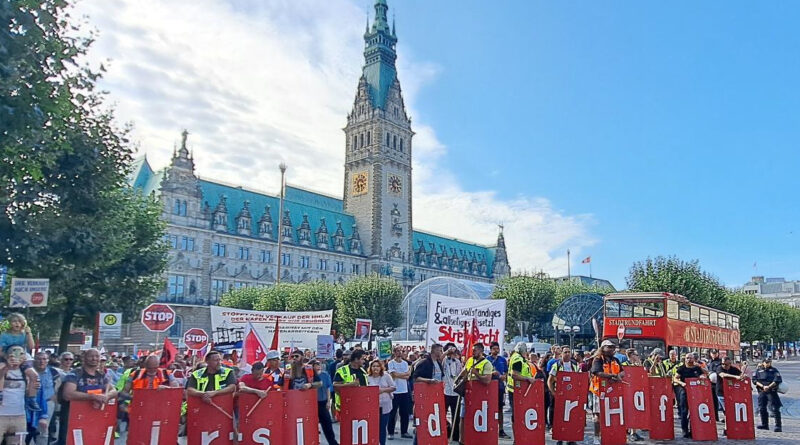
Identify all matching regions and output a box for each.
[388,175,402,194]
[352,172,368,196]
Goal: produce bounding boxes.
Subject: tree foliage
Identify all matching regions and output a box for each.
[1,1,167,350]
[335,275,403,337]
[626,256,728,308]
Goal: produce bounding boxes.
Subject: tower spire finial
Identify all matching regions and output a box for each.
[372,0,389,32]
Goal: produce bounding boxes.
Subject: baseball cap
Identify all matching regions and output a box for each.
[600,340,617,348]
[651,348,665,358]
[266,350,280,360]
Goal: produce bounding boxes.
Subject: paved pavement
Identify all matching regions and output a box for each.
[116,357,800,444]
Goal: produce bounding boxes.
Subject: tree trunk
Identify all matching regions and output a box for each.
[57,308,75,353]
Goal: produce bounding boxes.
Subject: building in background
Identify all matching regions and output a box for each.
[742,276,800,307]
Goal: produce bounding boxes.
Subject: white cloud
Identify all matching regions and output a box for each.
[76,0,596,275]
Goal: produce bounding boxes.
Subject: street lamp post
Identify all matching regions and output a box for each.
[562,325,581,351]
[276,163,287,284]
[517,320,530,342]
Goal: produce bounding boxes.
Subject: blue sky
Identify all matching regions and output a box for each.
[78,1,799,289]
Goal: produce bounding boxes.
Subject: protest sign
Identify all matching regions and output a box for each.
[316,335,335,359]
[339,386,380,445]
[354,319,372,342]
[127,388,182,445]
[622,366,650,429]
[512,380,545,444]
[723,377,755,440]
[210,306,333,350]
[598,381,627,445]
[426,294,506,351]
[378,339,393,359]
[238,392,285,445]
[285,389,319,445]
[463,380,499,445]
[413,382,448,445]
[686,378,718,441]
[9,278,49,307]
[551,371,589,442]
[648,377,675,440]
[67,399,117,445]
[186,394,235,445]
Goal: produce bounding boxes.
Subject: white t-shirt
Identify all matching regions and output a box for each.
[0,369,26,416]
[387,360,409,394]
[549,361,576,377]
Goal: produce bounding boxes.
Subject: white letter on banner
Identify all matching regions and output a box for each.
[474,401,488,432]
[604,397,624,426]
[149,421,161,445]
[201,431,220,445]
[634,391,646,411]
[524,409,538,430]
[734,403,748,422]
[698,403,710,423]
[351,419,368,444]
[428,404,442,436]
[563,400,579,422]
[72,428,112,445]
[252,428,271,444]
[297,418,306,445]
[659,395,668,422]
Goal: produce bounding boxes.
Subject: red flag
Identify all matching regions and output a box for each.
[462,320,472,355]
[159,338,177,367]
[582,256,591,264]
[270,317,280,350]
[470,318,480,345]
[239,322,268,373]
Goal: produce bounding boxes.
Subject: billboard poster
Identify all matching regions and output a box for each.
[210,306,332,350]
[426,294,506,351]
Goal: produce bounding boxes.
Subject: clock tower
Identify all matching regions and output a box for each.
[343,0,413,268]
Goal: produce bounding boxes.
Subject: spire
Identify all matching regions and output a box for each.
[361,0,397,109]
[178,129,190,158]
[372,0,389,32]
[392,13,396,36]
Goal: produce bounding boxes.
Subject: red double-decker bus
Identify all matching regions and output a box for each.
[602,292,741,360]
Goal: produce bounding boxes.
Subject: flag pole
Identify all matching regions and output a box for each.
[567,249,571,280]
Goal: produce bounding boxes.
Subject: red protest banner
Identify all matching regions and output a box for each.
[622,366,650,429]
[284,389,320,445]
[186,394,235,445]
[67,399,118,445]
[512,379,545,444]
[339,386,380,445]
[463,380,499,445]
[552,371,589,442]
[127,388,182,445]
[413,381,448,445]
[723,376,755,440]
[648,377,675,440]
[238,391,285,445]
[598,381,627,445]
[685,377,718,441]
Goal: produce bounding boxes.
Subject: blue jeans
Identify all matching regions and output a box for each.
[380,412,390,445]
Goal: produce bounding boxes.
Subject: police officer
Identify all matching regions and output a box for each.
[754,357,782,432]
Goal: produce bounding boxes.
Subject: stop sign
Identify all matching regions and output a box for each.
[141,303,176,332]
[617,324,626,341]
[183,328,209,350]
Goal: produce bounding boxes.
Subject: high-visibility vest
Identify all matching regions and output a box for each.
[131,369,170,390]
[191,367,232,392]
[506,353,532,393]
[334,365,364,411]
[590,358,621,395]
[644,359,667,377]
[465,356,489,380]
[115,367,136,392]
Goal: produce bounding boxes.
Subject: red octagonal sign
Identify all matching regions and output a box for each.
[141,303,176,332]
[183,328,209,350]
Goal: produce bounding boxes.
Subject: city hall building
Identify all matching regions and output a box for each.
[124,0,511,347]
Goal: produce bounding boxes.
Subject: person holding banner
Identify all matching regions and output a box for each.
[410,341,446,445]
[672,352,709,438]
[506,343,537,436]
[443,344,463,442]
[264,350,285,388]
[286,350,322,391]
[716,355,743,436]
[387,347,413,440]
[333,349,368,412]
[619,348,646,442]
[643,348,667,377]
[186,351,236,402]
[547,347,580,445]
[59,348,118,445]
[238,362,278,396]
[367,359,396,445]
[754,357,783,432]
[121,355,178,396]
[457,342,493,444]
[312,359,339,445]
[589,340,625,445]
[488,341,509,439]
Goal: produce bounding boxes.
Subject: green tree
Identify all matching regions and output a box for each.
[1,1,167,350]
[492,275,558,337]
[286,281,337,312]
[626,256,728,308]
[336,275,403,337]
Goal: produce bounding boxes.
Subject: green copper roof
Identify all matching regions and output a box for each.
[129,157,165,196]
[362,0,398,109]
[413,230,495,276]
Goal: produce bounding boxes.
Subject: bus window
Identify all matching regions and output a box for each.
[605,300,620,317]
[633,304,644,317]
[718,313,727,328]
[709,310,718,326]
[691,305,700,323]
[732,316,739,330]
[620,301,633,318]
[629,339,665,359]
[667,301,679,319]
[700,308,710,325]
[679,304,691,321]
[606,299,664,318]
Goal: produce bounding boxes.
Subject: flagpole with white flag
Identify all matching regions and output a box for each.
[238,321,269,374]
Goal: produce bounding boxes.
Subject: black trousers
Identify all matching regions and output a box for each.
[388,392,411,435]
[758,390,782,428]
[711,383,720,421]
[676,386,690,434]
[318,400,339,445]
[444,394,461,441]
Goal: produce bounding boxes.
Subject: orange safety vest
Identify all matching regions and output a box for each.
[590,358,621,395]
[131,369,170,390]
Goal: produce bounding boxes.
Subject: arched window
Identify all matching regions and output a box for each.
[367,131,371,145]
[180,200,187,216]
[168,315,183,338]
[352,136,356,150]
[393,135,397,149]
[386,133,390,146]
[173,199,181,215]
[400,139,404,152]
[359,133,364,148]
